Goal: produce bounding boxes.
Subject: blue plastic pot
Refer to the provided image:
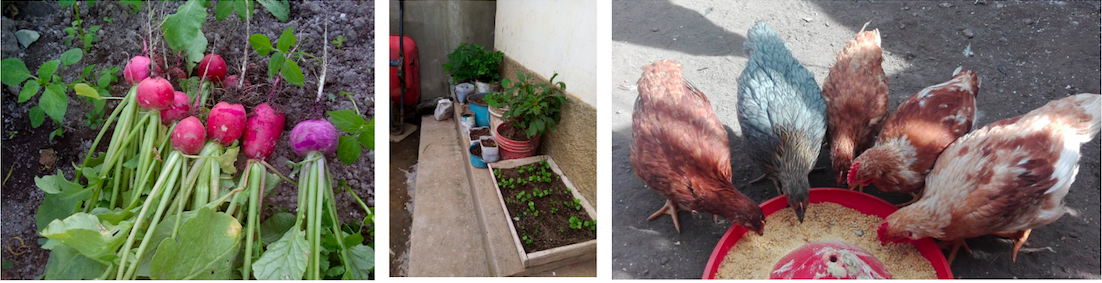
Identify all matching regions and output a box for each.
[469,142,488,168]
[467,92,491,127]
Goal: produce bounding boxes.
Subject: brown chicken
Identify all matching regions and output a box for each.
[879,93,1101,263]
[822,26,890,187]
[631,60,765,234]
[848,67,980,202]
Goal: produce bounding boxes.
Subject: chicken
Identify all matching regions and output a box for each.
[878,93,1101,263]
[631,60,765,234]
[821,26,889,187]
[848,67,980,202]
[736,21,827,223]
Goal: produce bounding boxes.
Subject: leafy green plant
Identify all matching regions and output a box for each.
[469,46,503,83]
[215,0,254,21]
[249,26,308,87]
[568,216,583,229]
[256,0,290,22]
[331,35,347,50]
[500,72,567,138]
[442,43,502,84]
[2,48,87,139]
[73,64,120,130]
[327,98,375,165]
[161,0,210,71]
[564,198,582,211]
[59,2,99,53]
[521,235,533,246]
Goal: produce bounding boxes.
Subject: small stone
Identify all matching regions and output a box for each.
[15,29,40,48]
[340,13,346,20]
[998,36,1008,42]
[899,23,906,30]
[974,0,987,4]
[996,3,1005,8]
[856,229,865,237]
[616,110,623,114]
[962,28,974,38]
[659,257,669,265]
[902,6,909,10]
[1024,18,1036,25]
[802,17,812,22]
[651,27,659,32]
[938,2,953,8]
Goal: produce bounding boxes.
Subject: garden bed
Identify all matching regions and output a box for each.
[489,155,596,268]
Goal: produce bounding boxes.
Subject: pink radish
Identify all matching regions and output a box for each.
[124,56,151,86]
[290,119,339,156]
[172,116,206,155]
[160,91,192,125]
[207,102,247,146]
[136,77,175,110]
[197,54,227,82]
[243,103,285,160]
[224,75,251,90]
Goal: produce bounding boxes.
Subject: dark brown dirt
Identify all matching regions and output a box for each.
[2,1,374,279]
[467,94,485,105]
[469,127,489,140]
[496,122,533,142]
[612,0,1100,279]
[388,122,419,277]
[481,138,496,147]
[470,143,482,158]
[495,161,595,253]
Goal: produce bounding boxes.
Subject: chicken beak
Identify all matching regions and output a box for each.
[755,220,766,236]
[794,203,807,223]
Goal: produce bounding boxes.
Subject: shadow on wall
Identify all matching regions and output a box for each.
[612,0,747,57]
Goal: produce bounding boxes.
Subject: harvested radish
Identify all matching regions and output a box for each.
[124,56,151,85]
[290,119,339,156]
[171,116,206,155]
[198,54,227,82]
[207,102,247,146]
[243,103,285,160]
[136,77,175,110]
[167,67,188,80]
[224,75,251,90]
[160,91,192,125]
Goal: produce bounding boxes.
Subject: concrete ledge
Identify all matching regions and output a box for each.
[408,115,491,277]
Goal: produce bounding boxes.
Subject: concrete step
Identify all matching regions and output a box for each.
[407,115,491,277]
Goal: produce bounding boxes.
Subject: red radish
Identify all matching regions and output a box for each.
[243,103,285,160]
[172,116,206,155]
[124,56,151,86]
[160,91,192,125]
[289,119,339,156]
[167,67,188,80]
[136,77,175,110]
[197,54,227,82]
[223,75,251,90]
[207,102,247,146]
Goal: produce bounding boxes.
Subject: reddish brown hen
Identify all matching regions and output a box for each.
[631,60,764,234]
[822,26,890,187]
[848,67,980,202]
[878,93,1101,264]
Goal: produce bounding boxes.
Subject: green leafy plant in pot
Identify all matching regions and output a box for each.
[471,47,504,93]
[494,72,566,159]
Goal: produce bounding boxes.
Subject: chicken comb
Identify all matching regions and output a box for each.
[847,162,861,185]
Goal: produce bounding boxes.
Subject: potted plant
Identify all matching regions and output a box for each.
[484,91,512,128]
[494,72,567,160]
[443,43,479,99]
[471,46,504,93]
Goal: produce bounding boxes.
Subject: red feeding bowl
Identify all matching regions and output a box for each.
[701,188,953,279]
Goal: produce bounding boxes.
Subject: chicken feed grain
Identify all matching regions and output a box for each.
[716,202,936,279]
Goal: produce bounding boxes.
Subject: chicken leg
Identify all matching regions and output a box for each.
[939,239,972,265]
[648,200,682,233]
[992,229,1033,262]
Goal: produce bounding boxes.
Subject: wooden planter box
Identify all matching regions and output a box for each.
[488,155,597,268]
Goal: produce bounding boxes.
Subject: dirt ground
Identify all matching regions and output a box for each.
[611,0,1100,279]
[1,1,374,279]
[388,120,419,277]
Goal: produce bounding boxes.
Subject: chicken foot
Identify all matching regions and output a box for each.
[993,229,1034,262]
[648,199,683,233]
[939,239,972,265]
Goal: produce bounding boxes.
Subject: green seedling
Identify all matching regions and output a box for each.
[569,216,583,230]
[328,107,375,165]
[2,48,90,140]
[331,35,346,50]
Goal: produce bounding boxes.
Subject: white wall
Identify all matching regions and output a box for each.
[494,0,597,106]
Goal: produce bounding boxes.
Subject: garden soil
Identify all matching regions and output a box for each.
[1,1,374,279]
[611,0,1100,279]
[496,164,596,253]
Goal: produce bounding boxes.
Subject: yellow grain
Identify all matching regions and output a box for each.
[715,202,936,279]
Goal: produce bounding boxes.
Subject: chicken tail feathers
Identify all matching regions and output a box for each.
[950,67,982,97]
[745,21,788,56]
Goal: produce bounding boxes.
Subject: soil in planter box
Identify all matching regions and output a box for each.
[483,139,498,147]
[495,161,596,253]
[470,128,491,139]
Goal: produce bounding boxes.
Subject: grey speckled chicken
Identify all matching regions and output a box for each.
[736,21,827,222]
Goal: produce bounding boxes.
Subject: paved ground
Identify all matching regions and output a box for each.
[610,0,1101,279]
